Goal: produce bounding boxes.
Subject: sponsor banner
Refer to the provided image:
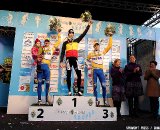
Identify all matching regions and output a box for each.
[33,84,45,92]
[21,60,32,68]
[104,73,110,80]
[51,55,60,63]
[50,63,59,69]
[22,48,32,54]
[50,70,59,78]
[87,87,94,94]
[88,38,98,51]
[57,17,92,34]
[50,78,58,85]
[78,39,85,50]
[22,32,34,50]
[37,33,47,41]
[87,79,93,87]
[100,86,110,94]
[18,83,30,92]
[21,53,32,61]
[78,50,86,58]
[49,85,58,92]
[111,40,121,62]
[21,32,34,69]
[19,76,31,83]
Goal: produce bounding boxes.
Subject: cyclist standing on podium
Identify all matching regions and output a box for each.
[60,20,92,96]
[87,33,113,107]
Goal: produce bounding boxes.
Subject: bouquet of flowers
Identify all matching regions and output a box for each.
[104,23,116,36]
[80,10,92,22]
[49,17,62,32]
[4,57,12,65]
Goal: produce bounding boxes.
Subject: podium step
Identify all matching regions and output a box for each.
[28,96,117,121]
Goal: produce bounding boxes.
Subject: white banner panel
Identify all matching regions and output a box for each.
[29,106,117,121]
[29,96,117,121]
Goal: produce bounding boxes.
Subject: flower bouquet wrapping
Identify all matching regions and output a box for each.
[80,11,92,22]
[104,23,116,36]
[49,17,62,32]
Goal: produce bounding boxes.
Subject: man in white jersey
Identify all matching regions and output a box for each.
[37,31,61,105]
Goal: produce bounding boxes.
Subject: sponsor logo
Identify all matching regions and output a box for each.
[57,97,62,106]
[50,64,58,69]
[92,57,102,60]
[19,83,30,92]
[88,98,93,106]
[37,33,47,40]
[31,110,36,118]
[110,111,114,118]
[23,39,32,47]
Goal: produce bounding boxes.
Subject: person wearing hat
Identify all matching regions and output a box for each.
[60,20,92,96]
[87,34,113,107]
[36,30,61,105]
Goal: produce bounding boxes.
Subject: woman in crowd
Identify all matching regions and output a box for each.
[124,55,143,117]
[111,59,126,117]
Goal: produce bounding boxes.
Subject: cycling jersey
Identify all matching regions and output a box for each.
[42,33,61,65]
[60,25,90,62]
[87,37,112,69]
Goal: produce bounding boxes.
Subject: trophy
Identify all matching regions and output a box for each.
[80,10,92,22]
[49,17,62,32]
[104,23,116,36]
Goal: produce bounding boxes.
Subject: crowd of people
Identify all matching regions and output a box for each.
[111,56,160,119]
[31,20,160,119]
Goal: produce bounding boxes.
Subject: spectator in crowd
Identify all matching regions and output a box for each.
[144,60,160,119]
[124,55,143,117]
[111,59,126,117]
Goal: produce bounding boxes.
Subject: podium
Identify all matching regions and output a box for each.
[28,96,117,121]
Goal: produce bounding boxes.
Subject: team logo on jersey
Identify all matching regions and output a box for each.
[44,52,52,55]
[92,56,102,60]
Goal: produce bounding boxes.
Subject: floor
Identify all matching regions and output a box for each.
[0,107,160,130]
